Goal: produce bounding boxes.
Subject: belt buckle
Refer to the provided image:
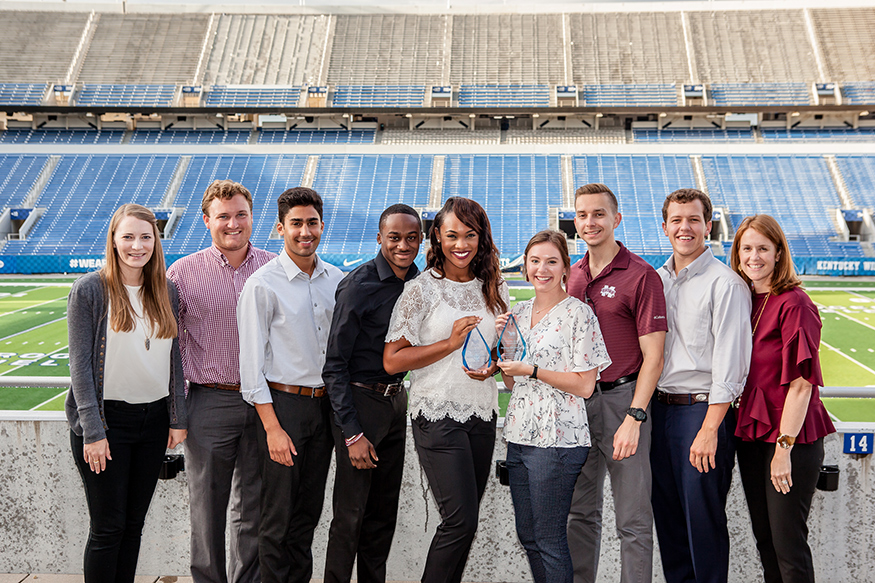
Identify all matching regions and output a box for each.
[694,393,708,403]
[384,382,402,397]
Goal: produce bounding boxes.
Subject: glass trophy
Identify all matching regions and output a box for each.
[462,327,492,371]
[498,314,527,362]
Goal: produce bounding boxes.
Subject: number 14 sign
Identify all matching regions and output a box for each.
[843,433,874,455]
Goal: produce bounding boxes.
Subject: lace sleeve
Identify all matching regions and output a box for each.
[386,279,427,346]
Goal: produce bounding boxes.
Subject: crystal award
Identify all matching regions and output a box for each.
[498,313,527,362]
[461,327,492,371]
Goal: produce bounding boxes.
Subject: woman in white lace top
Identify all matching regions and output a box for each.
[495,230,610,583]
[384,197,509,583]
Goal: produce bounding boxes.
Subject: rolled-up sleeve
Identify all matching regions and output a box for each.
[237,277,274,405]
[709,279,752,404]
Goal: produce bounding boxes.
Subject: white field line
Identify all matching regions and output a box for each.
[0,296,67,319]
[29,389,67,411]
[820,340,875,378]
[0,316,68,343]
[0,344,69,377]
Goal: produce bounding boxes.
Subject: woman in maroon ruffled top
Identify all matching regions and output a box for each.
[730,214,834,583]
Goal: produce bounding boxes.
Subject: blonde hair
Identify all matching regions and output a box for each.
[102,204,177,338]
[730,214,801,295]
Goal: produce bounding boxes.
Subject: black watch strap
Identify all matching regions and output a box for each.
[529,365,539,380]
[626,407,647,422]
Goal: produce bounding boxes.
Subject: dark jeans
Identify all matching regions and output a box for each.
[650,400,735,583]
[324,386,407,583]
[71,398,170,583]
[736,438,824,583]
[507,443,589,583]
[256,389,333,583]
[412,413,496,583]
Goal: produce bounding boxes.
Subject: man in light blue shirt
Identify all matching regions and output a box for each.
[238,187,343,583]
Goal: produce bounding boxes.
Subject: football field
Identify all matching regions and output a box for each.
[1,277,873,422]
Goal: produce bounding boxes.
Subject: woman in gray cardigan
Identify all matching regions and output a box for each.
[66,204,187,583]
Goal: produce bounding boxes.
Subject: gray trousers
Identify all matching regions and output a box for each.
[186,383,261,583]
[567,382,653,583]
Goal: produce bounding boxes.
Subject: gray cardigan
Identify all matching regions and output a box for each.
[65,270,188,443]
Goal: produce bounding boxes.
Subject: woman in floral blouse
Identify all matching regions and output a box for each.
[495,229,611,583]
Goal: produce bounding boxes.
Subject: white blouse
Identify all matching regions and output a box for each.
[386,269,510,423]
[503,296,611,448]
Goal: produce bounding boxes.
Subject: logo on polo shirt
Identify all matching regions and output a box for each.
[600,285,616,298]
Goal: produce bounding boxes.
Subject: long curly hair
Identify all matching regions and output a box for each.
[427,197,507,315]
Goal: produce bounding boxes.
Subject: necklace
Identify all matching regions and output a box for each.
[752,291,771,337]
[533,295,566,315]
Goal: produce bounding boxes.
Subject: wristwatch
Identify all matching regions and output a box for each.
[529,365,539,380]
[777,433,796,449]
[626,407,647,422]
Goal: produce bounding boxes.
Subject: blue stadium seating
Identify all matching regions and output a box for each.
[332,86,425,108]
[205,86,302,107]
[314,155,433,253]
[0,83,46,106]
[130,129,251,145]
[572,155,696,254]
[0,155,50,209]
[76,84,176,107]
[842,82,875,105]
[457,85,551,108]
[164,155,308,255]
[633,128,754,142]
[3,155,180,255]
[257,129,376,144]
[582,85,677,107]
[709,83,811,106]
[443,155,562,254]
[835,156,875,209]
[0,129,124,145]
[762,127,875,141]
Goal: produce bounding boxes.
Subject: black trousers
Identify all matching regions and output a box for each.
[324,386,408,583]
[412,413,497,583]
[736,438,824,583]
[256,389,334,583]
[71,399,169,583]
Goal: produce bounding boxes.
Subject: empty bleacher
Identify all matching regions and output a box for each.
[506,128,626,145]
[762,127,875,142]
[709,83,811,107]
[811,8,875,84]
[582,84,677,107]
[3,155,180,255]
[687,10,818,83]
[313,155,433,254]
[0,129,123,145]
[77,14,208,84]
[842,82,875,105]
[202,15,329,86]
[205,86,302,108]
[76,84,176,107]
[633,128,754,142]
[450,15,564,85]
[0,83,47,106]
[257,130,376,144]
[573,155,696,254]
[443,155,562,254]
[834,156,875,209]
[457,85,550,108]
[332,86,425,108]
[328,15,446,85]
[0,11,89,83]
[130,130,251,145]
[0,155,50,208]
[702,156,840,245]
[381,129,500,145]
[568,13,688,85]
[164,155,308,255]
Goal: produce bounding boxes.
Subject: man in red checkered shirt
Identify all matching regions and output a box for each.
[167,180,275,583]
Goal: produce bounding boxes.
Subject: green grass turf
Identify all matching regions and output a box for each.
[0,387,66,410]
[822,398,875,423]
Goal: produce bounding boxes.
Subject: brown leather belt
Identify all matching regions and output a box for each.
[350,381,404,397]
[196,382,241,392]
[656,390,709,405]
[268,381,326,398]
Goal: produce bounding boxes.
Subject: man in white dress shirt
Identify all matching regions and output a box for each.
[652,188,751,583]
[238,187,343,583]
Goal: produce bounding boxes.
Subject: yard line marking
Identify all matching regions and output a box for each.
[821,340,875,377]
[29,390,67,411]
[813,300,875,333]
[0,344,69,377]
[0,296,68,318]
[827,410,841,423]
[0,317,69,343]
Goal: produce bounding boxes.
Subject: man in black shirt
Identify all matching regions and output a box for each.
[322,204,423,583]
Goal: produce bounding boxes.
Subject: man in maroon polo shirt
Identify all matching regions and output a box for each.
[566,183,667,583]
